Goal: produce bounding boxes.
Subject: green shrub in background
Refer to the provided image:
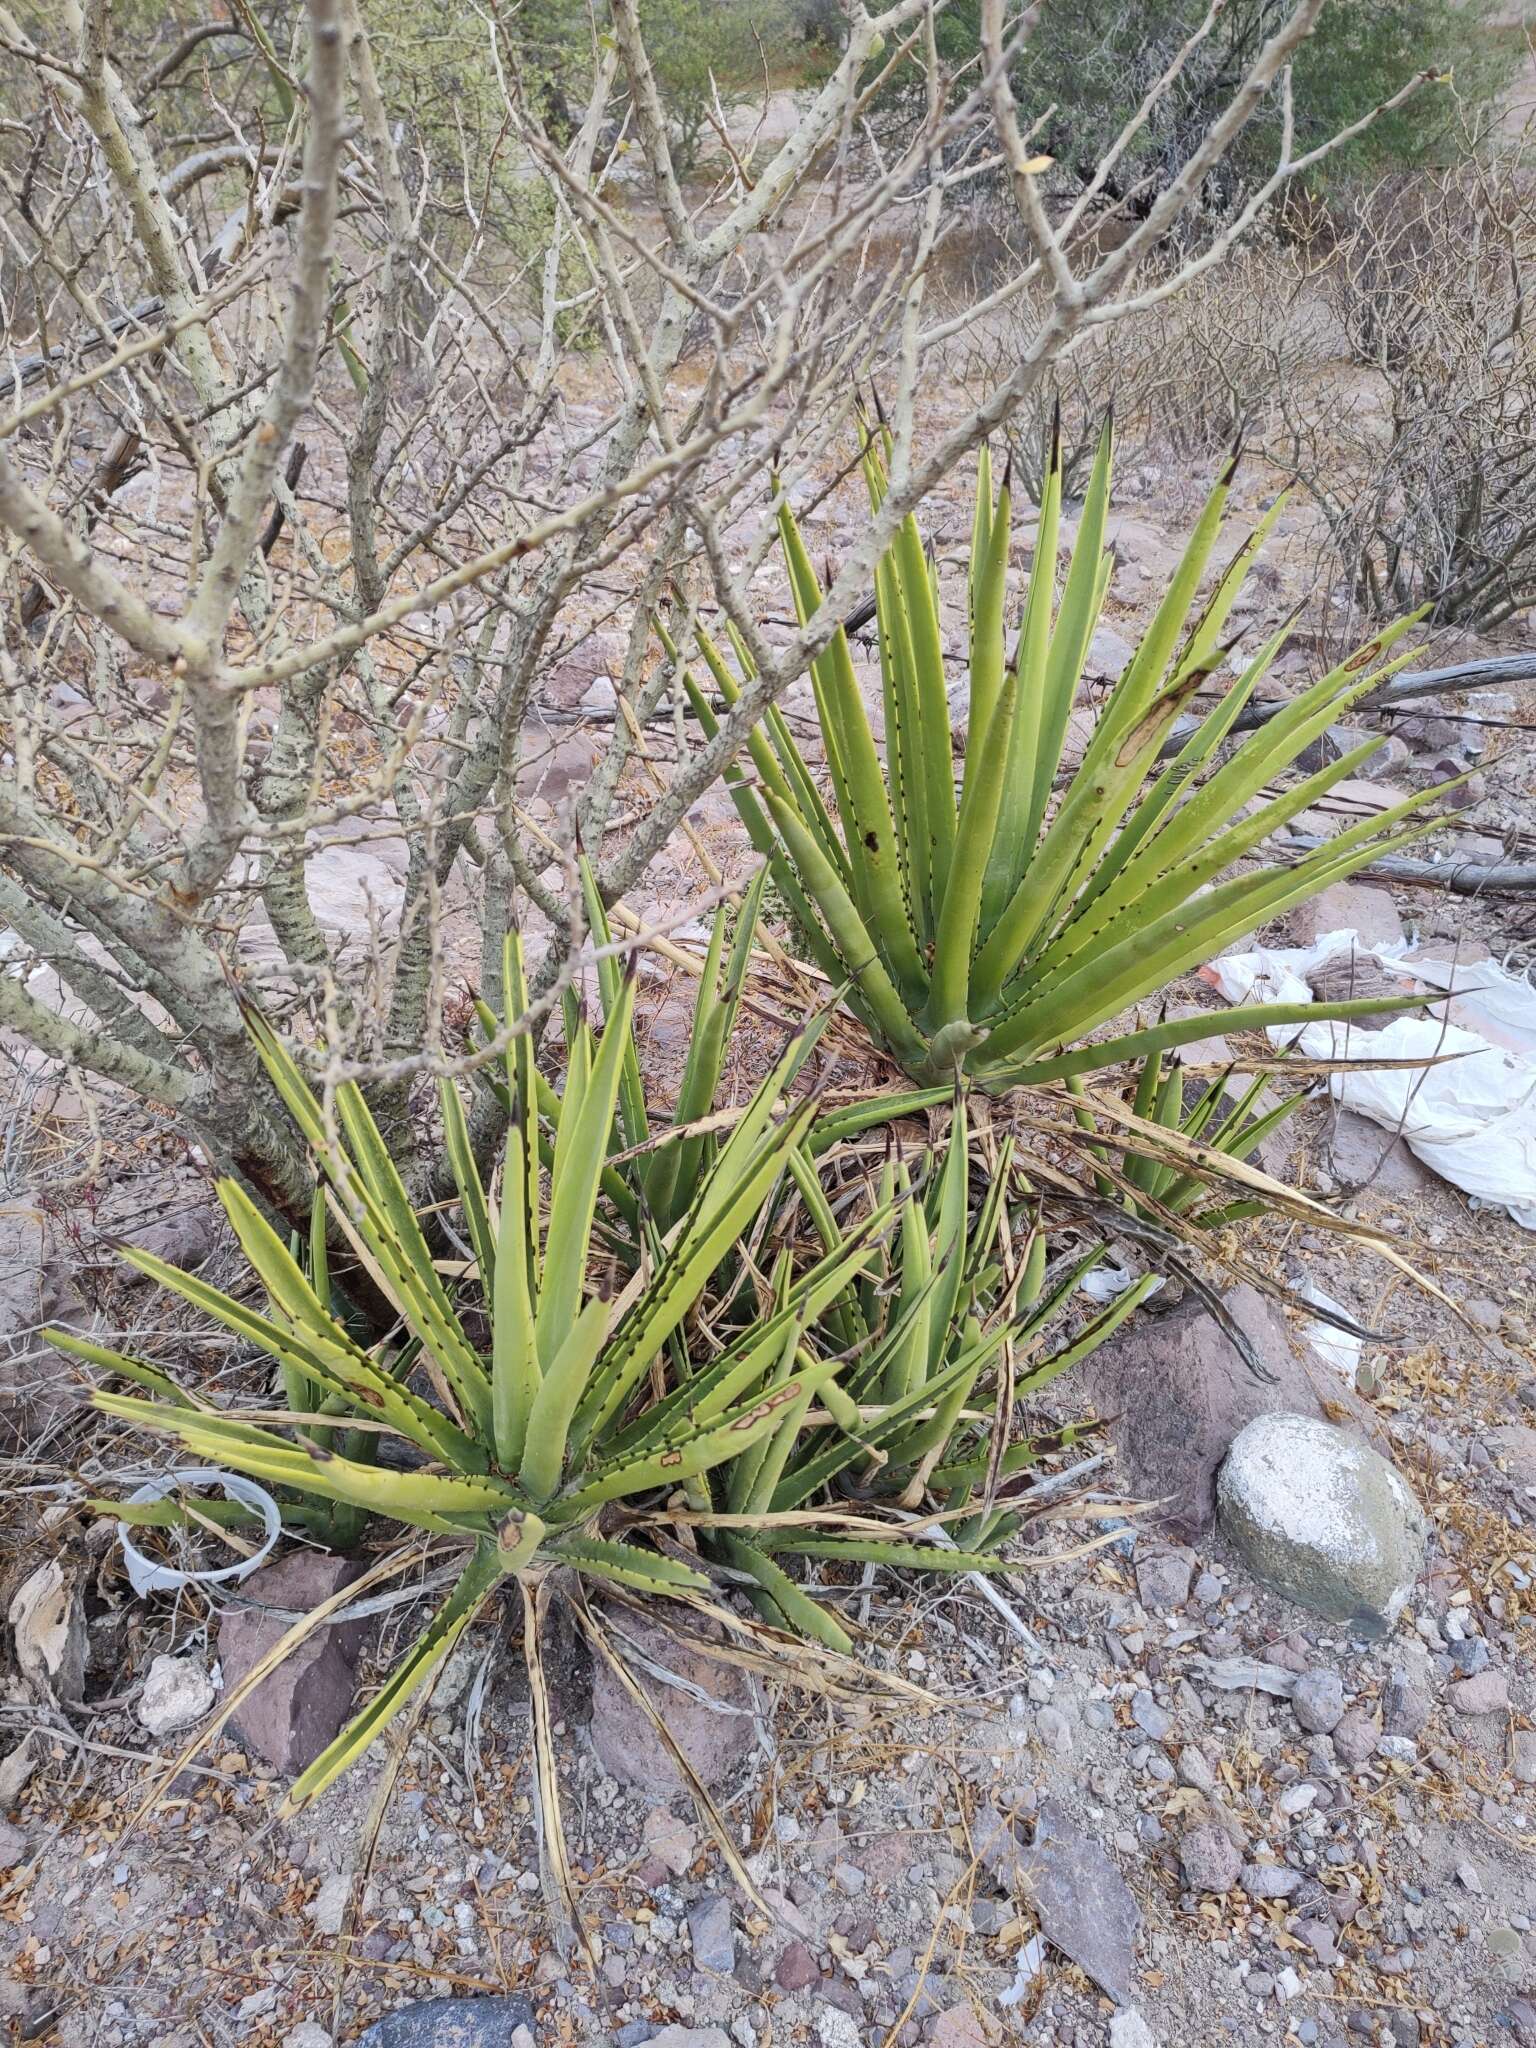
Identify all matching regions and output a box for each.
[859,0,1515,200]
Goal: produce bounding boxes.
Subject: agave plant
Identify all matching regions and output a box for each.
[679,423,1444,1087]
[701,1091,1154,1650]
[51,940,884,1810]
[1067,1048,1304,1230]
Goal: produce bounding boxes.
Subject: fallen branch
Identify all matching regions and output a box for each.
[1161,651,1536,757]
[1284,832,1536,895]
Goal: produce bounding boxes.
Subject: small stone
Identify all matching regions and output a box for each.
[1135,1549,1194,1612]
[284,2028,334,2048]
[1486,1422,1536,1485]
[1218,1415,1427,1634]
[1034,1705,1073,1754]
[1376,1735,1419,1762]
[1010,1797,1139,2005]
[589,1603,755,1795]
[1194,1572,1224,1604]
[1108,2015,1156,2048]
[926,2005,996,2048]
[1241,1863,1303,1900]
[687,1895,734,1975]
[1086,625,1137,680]
[1278,1783,1318,1816]
[1247,1973,1276,1999]
[636,2031,733,2048]
[813,2011,862,2048]
[136,1654,215,1737]
[1292,1670,1347,1735]
[354,1999,539,2048]
[1289,882,1403,949]
[1295,1920,1337,1965]
[1179,1826,1242,1894]
[1511,1730,1536,1785]
[1176,1746,1216,1792]
[1448,1669,1509,1717]
[643,1808,697,1878]
[774,1940,820,1993]
[1321,1706,1375,1769]
[1382,1672,1430,1736]
[0,1823,27,1871]
[1130,1691,1173,1741]
[219,1551,369,1775]
[308,1872,352,1937]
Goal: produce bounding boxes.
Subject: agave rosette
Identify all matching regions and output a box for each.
[53,939,882,1807]
[679,421,1448,1086]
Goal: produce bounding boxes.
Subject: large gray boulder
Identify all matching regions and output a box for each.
[1216,1412,1427,1635]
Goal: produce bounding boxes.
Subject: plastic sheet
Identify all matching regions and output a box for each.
[1202,931,1536,1229]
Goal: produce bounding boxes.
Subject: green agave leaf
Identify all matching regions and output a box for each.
[91,1391,519,1532]
[47,1327,200,1407]
[553,1535,712,1592]
[284,1539,507,1811]
[565,1350,852,1513]
[116,1228,478,1467]
[720,1531,854,1653]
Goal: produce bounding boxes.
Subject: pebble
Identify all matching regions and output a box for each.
[1135,1550,1194,1612]
[687,1896,734,1975]
[1277,1783,1318,1816]
[1035,1705,1073,1754]
[1241,1863,1303,1899]
[1176,1746,1216,1793]
[136,1654,216,1737]
[1109,2013,1157,2048]
[1180,1826,1242,1894]
[1330,1708,1379,1768]
[1131,1692,1173,1741]
[1292,1669,1347,1735]
[1511,1730,1536,1785]
[1382,1671,1431,1736]
[774,1940,819,1993]
[814,2011,862,2048]
[1377,1735,1419,1762]
[1447,1669,1509,1716]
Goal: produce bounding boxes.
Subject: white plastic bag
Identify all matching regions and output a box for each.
[1203,931,1536,1229]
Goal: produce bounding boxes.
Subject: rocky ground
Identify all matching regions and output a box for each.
[4,352,1536,2048]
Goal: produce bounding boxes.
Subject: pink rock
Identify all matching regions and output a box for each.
[588,1602,755,1794]
[774,1939,821,1991]
[1448,1670,1509,1718]
[217,1550,369,1774]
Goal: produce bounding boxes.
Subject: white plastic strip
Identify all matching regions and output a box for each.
[119,1467,282,1596]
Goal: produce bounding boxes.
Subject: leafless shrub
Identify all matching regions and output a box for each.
[0,0,1429,1216]
[952,228,1329,496]
[1273,130,1536,633]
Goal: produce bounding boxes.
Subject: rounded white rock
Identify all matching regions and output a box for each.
[136,1653,215,1736]
[1216,1412,1426,1636]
